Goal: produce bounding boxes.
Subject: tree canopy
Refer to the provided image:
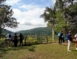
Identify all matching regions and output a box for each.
[0,0,18,36]
[41,0,77,35]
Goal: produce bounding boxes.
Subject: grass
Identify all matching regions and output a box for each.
[0,42,77,59]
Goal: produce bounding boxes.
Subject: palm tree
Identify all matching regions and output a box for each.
[40,7,56,42]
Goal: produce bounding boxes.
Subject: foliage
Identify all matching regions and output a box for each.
[54,0,77,34]
[0,5,18,28]
[40,7,56,26]
[40,0,77,35]
[0,0,18,37]
[54,10,67,33]
[0,0,5,4]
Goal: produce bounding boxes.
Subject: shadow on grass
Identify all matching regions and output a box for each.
[72,50,77,52]
[0,39,45,58]
[0,44,36,58]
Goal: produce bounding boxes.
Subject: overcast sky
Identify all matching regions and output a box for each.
[5,0,56,32]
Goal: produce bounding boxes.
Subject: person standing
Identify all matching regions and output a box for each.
[19,33,24,46]
[14,33,18,47]
[67,31,72,51]
[58,31,63,45]
[74,34,77,50]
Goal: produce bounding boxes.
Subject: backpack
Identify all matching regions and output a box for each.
[58,33,61,37]
[65,34,68,40]
[9,34,11,38]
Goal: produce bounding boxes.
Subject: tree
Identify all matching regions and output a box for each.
[65,0,74,5]
[53,0,68,35]
[40,7,56,42]
[0,0,5,3]
[64,2,77,33]
[0,0,18,37]
[55,0,77,34]
[55,0,64,10]
[40,0,77,42]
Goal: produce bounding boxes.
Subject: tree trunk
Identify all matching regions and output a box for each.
[52,28,54,42]
[46,36,48,43]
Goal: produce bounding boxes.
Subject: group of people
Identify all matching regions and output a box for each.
[58,30,77,52]
[6,33,24,47]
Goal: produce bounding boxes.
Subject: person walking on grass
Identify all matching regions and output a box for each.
[67,31,73,51]
[74,34,77,50]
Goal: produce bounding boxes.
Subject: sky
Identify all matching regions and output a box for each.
[5,0,56,32]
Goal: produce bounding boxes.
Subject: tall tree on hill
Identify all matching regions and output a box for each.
[40,7,56,42]
[0,0,18,37]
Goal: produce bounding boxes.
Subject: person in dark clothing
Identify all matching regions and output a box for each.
[14,33,18,47]
[19,33,24,46]
[58,31,63,45]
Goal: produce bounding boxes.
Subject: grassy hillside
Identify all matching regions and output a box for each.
[17,27,52,36]
[0,43,77,59]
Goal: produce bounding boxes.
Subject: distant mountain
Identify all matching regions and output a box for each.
[16,27,52,36]
[2,29,13,35]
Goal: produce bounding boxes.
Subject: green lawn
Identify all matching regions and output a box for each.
[0,43,77,59]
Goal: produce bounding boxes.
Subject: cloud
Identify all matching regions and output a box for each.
[52,0,56,4]
[6,0,21,5]
[19,4,40,10]
[13,4,45,26]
